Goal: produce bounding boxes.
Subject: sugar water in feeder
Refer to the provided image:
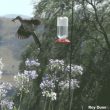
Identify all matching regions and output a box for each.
[56,16,70,44]
[57,17,68,38]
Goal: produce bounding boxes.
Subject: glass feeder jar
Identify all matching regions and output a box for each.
[57,16,68,39]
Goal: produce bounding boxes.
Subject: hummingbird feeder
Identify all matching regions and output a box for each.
[55,16,70,44]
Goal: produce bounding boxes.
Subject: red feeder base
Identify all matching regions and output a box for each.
[55,38,71,44]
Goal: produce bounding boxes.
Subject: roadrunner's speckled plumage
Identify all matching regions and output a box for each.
[12,16,41,48]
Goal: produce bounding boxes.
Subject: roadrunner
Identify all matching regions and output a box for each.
[12,16,41,49]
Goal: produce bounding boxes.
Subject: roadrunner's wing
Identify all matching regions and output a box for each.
[16,25,31,39]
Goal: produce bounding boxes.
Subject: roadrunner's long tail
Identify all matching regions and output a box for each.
[32,32,41,56]
[32,32,41,48]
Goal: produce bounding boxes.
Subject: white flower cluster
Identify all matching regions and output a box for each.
[0,88,7,98]
[24,70,38,80]
[14,58,40,93]
[0,58,14,110]
[0,82,12,99]
[0,99,14,110]
[25,58,40,67]
[40,79,55,90]
[1,82,13,90]
[40,74,56,101]
[0,82,14,109]
[59,79,80,90]
[65,64,83,75]
[25,58,39,79]
[48,59,64,71]
[14,73,30,93]
[40,74,55,90]
[42,91,57,101]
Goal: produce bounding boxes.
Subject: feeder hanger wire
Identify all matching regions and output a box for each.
[60,2,66,15]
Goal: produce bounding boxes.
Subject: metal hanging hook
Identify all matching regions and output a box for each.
[60,3,66,15]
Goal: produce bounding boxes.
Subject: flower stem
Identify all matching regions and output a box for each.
[69,89,74,110]
[44,97,47,110]
[18,91,23,110]
[48,100,51,110]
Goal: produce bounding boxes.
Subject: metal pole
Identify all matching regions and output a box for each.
[69,1,74,110]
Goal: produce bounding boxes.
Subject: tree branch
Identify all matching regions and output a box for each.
[85,0,110,50]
